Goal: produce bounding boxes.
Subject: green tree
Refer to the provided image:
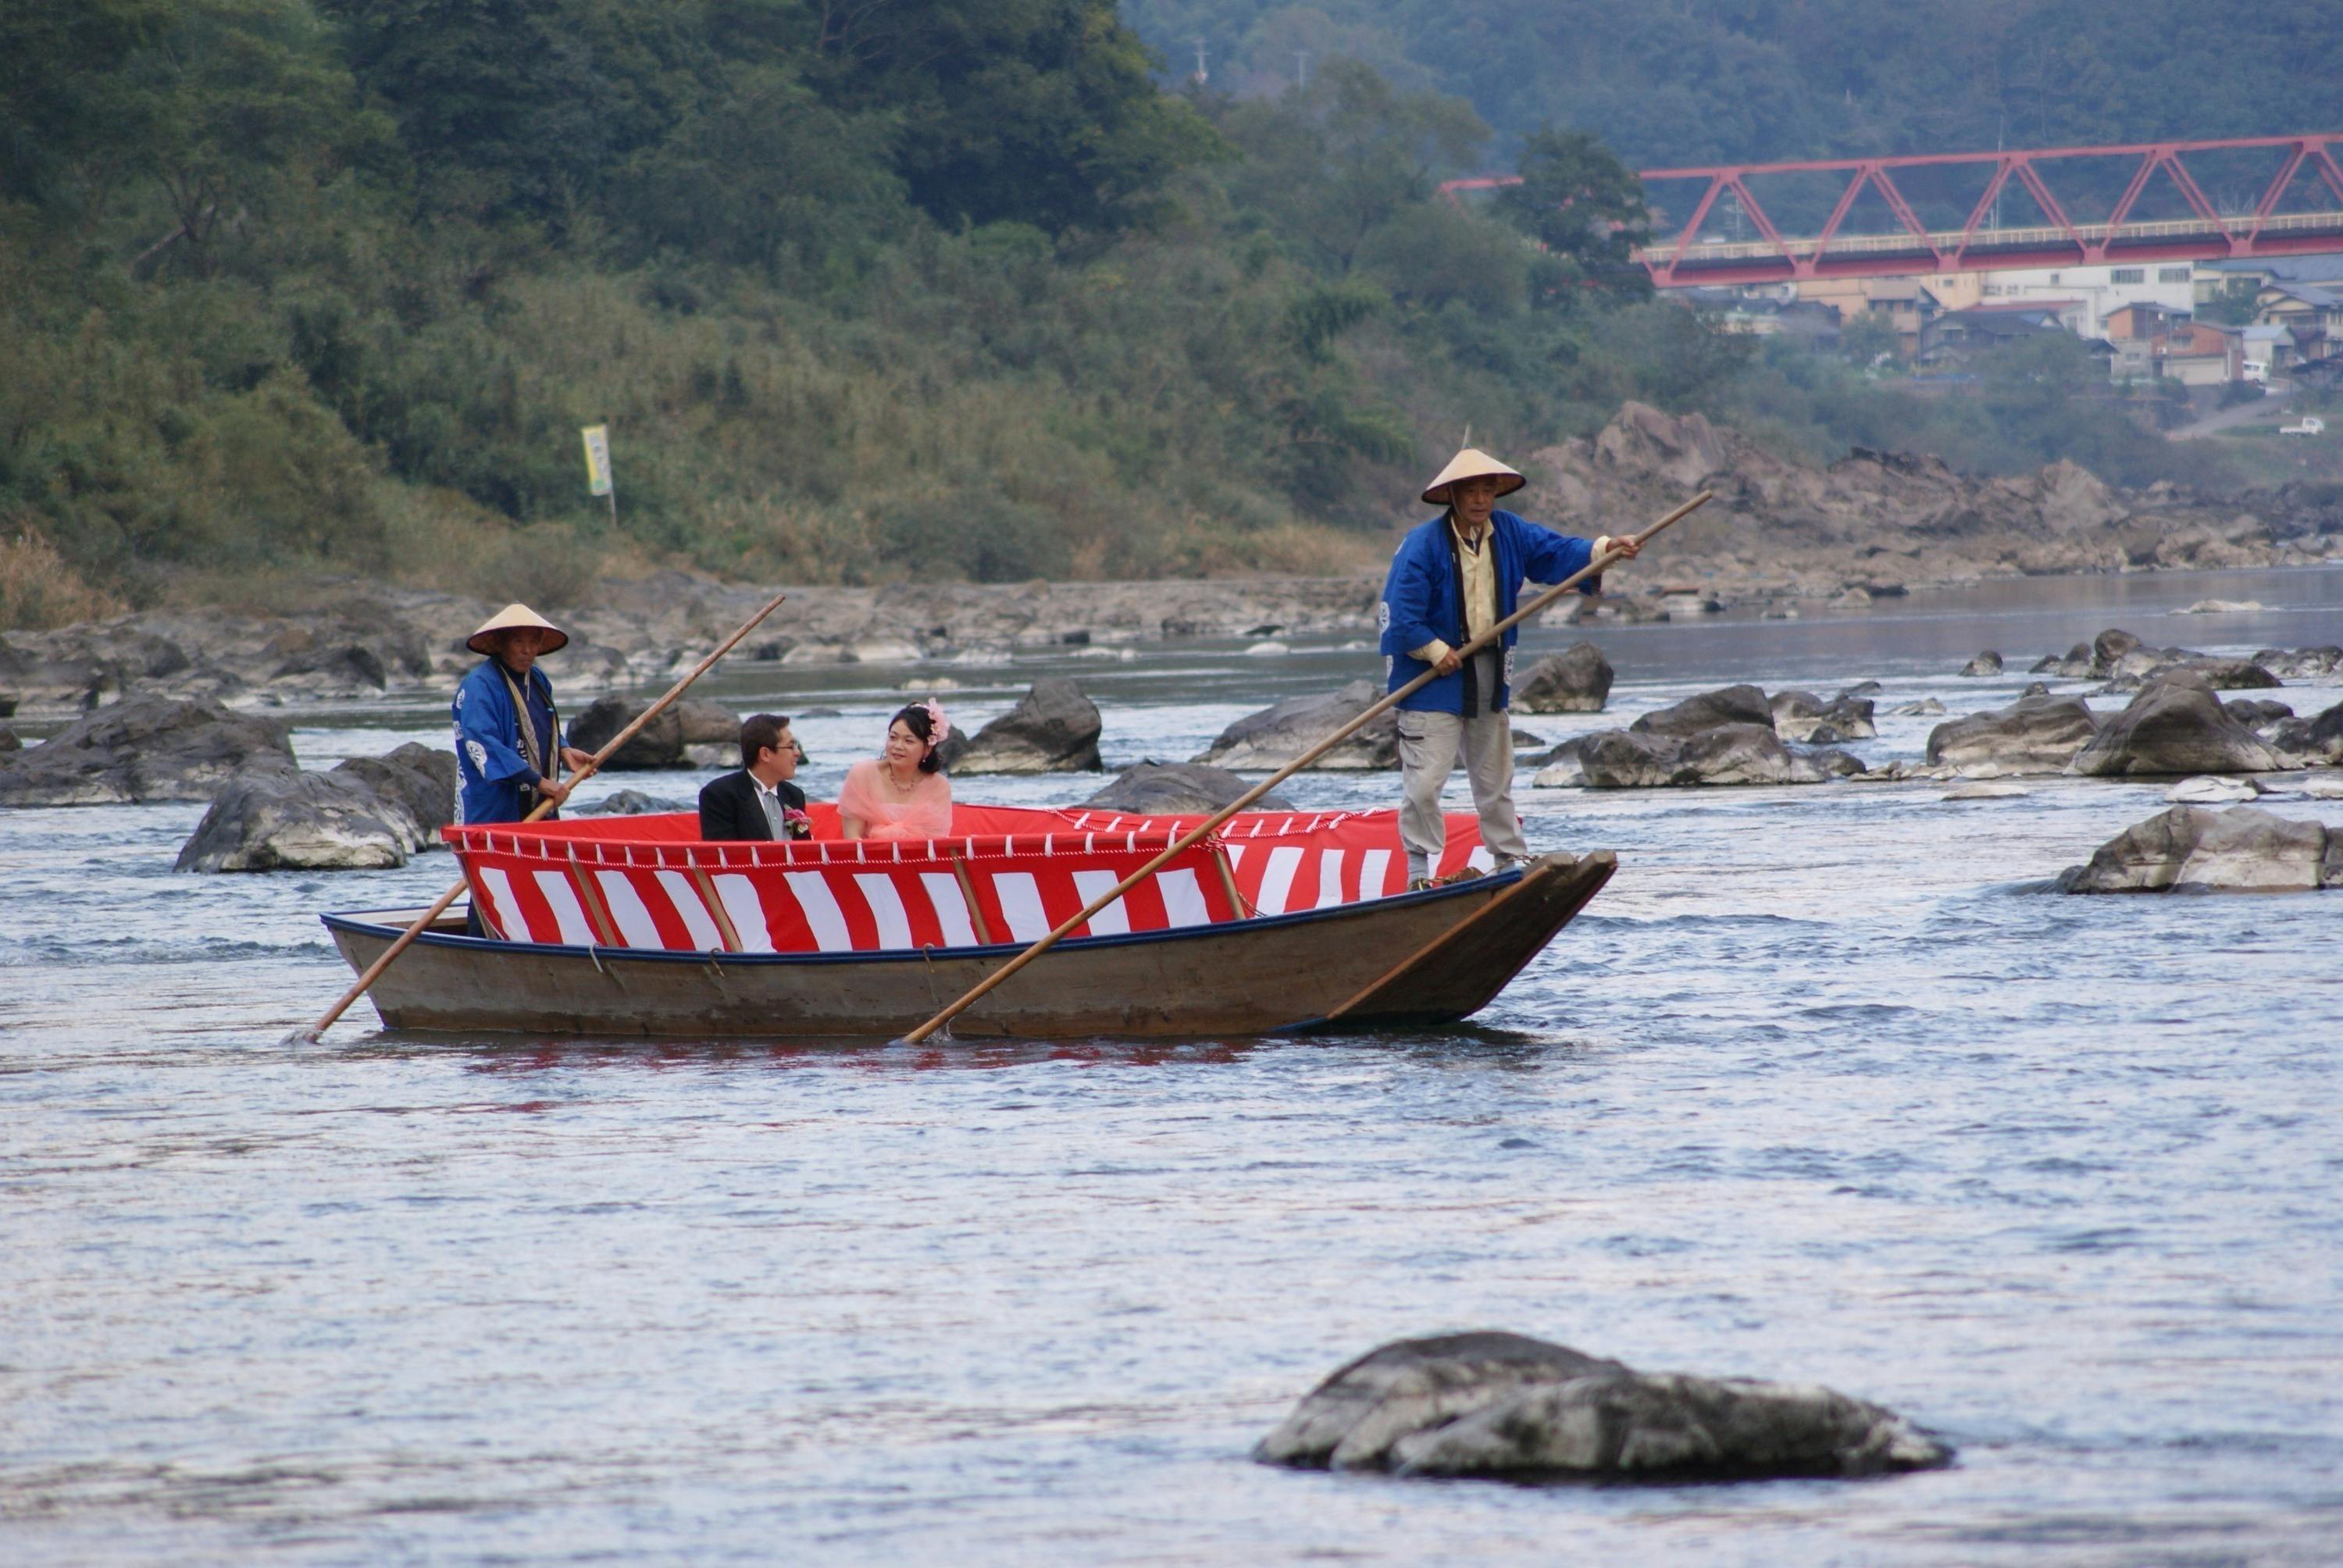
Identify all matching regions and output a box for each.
[0,0,175,222]
[802,0,1221,234]
[323,0,711,222]
[127,0,378,267]
[615,62,906,280]
[1219,57,1488,275]
[1496,126,1651,308]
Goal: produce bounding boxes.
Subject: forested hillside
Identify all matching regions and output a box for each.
[0,0,2277,629]
[1123,2,2343,172]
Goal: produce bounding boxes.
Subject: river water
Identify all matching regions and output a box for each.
[5,568,2342,1563]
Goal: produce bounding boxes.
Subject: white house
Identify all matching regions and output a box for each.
[1970,261,2197,337]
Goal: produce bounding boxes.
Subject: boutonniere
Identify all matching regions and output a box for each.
[782,806,813,840]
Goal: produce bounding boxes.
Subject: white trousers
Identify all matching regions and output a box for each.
[1396,695,1530,882]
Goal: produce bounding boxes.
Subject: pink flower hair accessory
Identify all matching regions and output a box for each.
[919,699,950,749]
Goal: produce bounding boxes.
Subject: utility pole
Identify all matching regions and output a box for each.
[1992,116,2005,232]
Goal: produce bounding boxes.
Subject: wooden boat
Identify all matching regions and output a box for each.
[320,805,1615,1041]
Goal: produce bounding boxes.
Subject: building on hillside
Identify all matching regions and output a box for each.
[1970,261,2195,337]
[2253,282,2343,363]
[2236,323,2291,374]
[2103,301,2190,340]
[1791,276,1948,356]
[1917,303,2109,366]
[1677,289,1842,347]
[2104,303,2243,385]
[2195,252,2343,302]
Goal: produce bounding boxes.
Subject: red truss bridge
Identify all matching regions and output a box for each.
[1446,134,2343,287]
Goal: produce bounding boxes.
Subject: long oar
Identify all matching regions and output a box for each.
[897,491,1712,1044]
[287,588,790,1044]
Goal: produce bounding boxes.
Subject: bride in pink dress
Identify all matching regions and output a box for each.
[838,701,954,841]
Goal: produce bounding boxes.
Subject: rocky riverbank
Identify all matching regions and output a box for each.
[4,404,2339,722]
[1519,402,2343,613]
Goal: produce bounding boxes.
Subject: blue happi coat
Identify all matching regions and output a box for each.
[452,658,565,825]
[1378,509,1603,715]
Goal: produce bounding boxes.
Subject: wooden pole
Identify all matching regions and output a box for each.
[896,491,1711,1044]
[287,587,790,1043]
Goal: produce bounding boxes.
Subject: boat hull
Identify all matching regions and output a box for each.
[323,852,1615,1042]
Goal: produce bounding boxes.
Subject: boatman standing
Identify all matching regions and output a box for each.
[453,603,593,829]
[1378,448,1638,890]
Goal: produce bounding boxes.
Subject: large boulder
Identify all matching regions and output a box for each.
[676,699,745,767]
[1629,683,1773,738]
[2057,805,2340,893]
[1538,724,1840,788]
[2270,697,2343,766]
[2099,653,2281,694]
[1080,761,1292,814]
[0,695,294,806]
[328,743,456,837]
[2031,641,2095,679]
[2170,657,2282,691]
[2256,645,2343,679]
[175,767,427,872]
[2069,677,2283,776]
[1925,694,2099,776]
[935,677,1103,774]
[576,788,690,815]
[1511,643,1613,713]
[565,693,724,770]
[1959,650,2003,677]
[1254,1331,1951,1481]
[1190,679,1396,771]
[1769,689,1877,743]
[2030,628,2173,682]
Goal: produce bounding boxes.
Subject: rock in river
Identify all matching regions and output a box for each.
[1190,679,1396,771]
[577,788,691,815]
[2268,697,2343,767]
[327,742,456,836]
[0,696,294,806]
[1925,693,2099,776]
[934,677,1102,774]
[1629,683,1773,738]
[1254,1331,1952,1481]
[1538,723,1849,789]
[569,693,683,769]
[1510,642,1613,713]
[2069,676,2282,777]
[176,748,454,872]
[676,698,747,767]
[1080,761,1291,814]
[1769,689,1877,743]
[2058,805,2341,893]
[568,695,743,770]
[1959,650,2003,676]
[2166,775,2262,804]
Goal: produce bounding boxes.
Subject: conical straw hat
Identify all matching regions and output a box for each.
[466,602,570,656]
[1421,447,1526,506]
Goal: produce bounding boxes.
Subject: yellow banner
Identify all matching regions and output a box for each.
[581,424,612,497]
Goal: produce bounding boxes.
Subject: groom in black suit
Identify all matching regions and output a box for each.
[698,713,808,840]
